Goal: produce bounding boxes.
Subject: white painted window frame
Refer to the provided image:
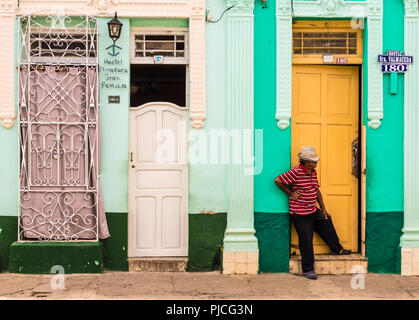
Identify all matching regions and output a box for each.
[276,0,383,130]
[130,27,189,65]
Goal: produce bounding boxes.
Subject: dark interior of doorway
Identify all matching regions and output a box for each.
[130,65,186,107]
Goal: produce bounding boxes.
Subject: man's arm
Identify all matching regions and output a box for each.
[316,188,329,219]
[274,177,299,200]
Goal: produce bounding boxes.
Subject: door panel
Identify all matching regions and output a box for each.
[136,197,156,249]
[129,102,188,257]
[291,65,359,254]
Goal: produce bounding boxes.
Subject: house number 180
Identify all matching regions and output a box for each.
[381,64,407,73]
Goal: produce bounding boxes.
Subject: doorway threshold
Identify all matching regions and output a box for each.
[128,257,188,272]
[290,254,367,275]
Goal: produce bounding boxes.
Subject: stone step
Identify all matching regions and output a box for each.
[289,254,367,275]
[128,257,188,272]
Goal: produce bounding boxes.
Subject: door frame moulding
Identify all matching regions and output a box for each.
[3,0,206,129]
[276,0,383,130]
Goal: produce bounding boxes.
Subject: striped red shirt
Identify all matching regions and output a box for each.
[277,164,320,215]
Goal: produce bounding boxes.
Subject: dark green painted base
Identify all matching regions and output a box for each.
[255,212,290,273]
[9,241,104,274]
[101,212,128,271]
[366,212,403,274]
[1,211,405,274]
[0,216,18,271]
[187,213,227,272]
[2,213,227,273]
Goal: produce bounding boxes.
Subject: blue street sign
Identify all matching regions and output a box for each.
[381,64,408,73]
[378,50,413,74]
[378,55,413,64]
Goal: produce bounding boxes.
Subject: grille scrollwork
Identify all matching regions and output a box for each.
[18,11,100,241]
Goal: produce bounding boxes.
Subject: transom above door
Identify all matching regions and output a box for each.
[292,20,363,65]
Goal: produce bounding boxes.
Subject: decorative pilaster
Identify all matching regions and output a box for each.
[367,0,384,129]
[275,0,292,129]
[189,0,206,129]
[222,0,258,275]
[0,0,17,129]
[401,0,419,275]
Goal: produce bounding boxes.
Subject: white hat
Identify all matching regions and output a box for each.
[298,146,320,162]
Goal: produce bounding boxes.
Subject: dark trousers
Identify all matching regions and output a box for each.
[291,209,343,273]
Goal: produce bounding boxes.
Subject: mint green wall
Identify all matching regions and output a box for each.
[253,0,404,273]
[101,13,229,214]
[98,18,130,213]
[0,18,132,216]
[1,14,229,216]
[0,126,18,216]
[255,0,405,214]
[253,0,290,273]
[364,0,404,274]
[188,0,228,214]
[254,0,289,213]
[364,0,404,213]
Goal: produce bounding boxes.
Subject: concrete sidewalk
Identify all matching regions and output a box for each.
[0,271,419,300]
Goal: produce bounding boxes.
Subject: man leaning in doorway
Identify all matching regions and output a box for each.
[274,146,351,280]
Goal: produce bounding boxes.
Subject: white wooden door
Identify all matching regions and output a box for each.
[128,102,188,257]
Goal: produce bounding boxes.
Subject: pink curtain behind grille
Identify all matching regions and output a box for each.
[19,66,109,240]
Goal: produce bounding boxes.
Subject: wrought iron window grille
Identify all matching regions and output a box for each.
[17,11,101,242]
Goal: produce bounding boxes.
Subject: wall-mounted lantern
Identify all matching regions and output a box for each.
[107,12,123,42]
[106,12,123,56]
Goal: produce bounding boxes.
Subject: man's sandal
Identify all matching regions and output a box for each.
[303,271,318,280]
[333,248,351,255]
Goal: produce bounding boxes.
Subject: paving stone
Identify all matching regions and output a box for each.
[0,271,418,300]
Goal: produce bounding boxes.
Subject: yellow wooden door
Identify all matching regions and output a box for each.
[290,65,359,254]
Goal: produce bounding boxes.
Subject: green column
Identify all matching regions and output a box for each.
[401,0,419,275]
[222,0,259,275]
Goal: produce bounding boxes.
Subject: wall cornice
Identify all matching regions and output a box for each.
[16,0,193,17]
